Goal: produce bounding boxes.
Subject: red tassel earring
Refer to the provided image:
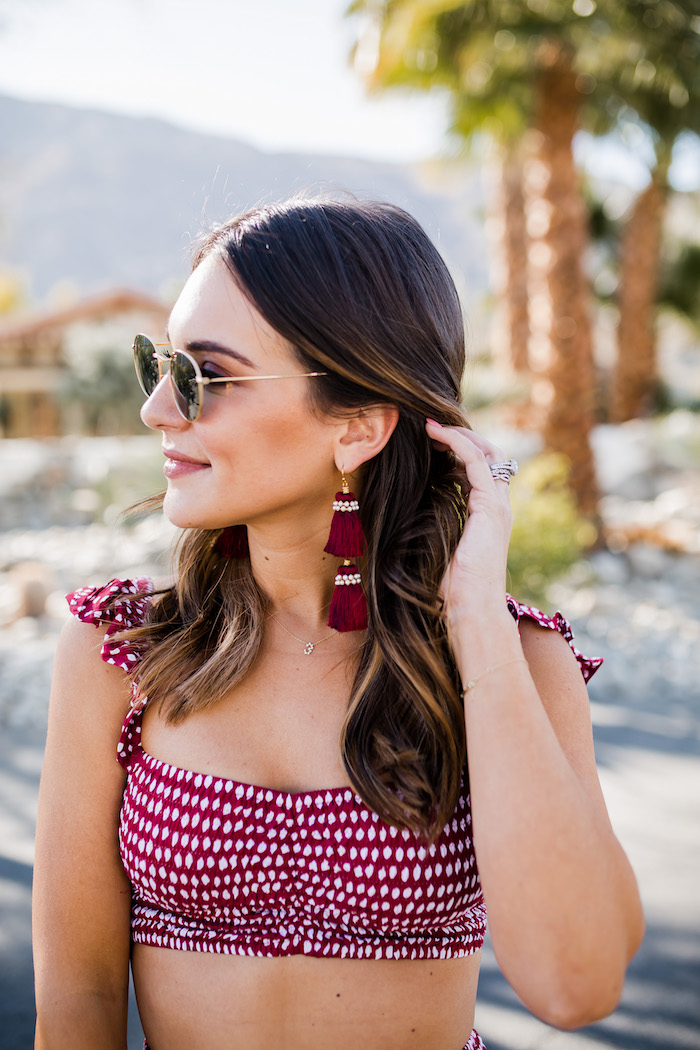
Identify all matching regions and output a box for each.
[324,474,364,558]
[215,524,248,558]
[326,473,367,632]
[328,560,367,632]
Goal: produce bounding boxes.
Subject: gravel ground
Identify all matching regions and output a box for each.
[0,516,175,731]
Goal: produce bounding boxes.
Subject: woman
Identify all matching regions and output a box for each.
[33,196,643,1050]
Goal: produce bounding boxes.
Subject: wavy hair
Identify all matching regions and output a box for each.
[124,195,471,841]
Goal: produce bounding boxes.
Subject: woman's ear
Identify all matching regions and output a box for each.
[335,404,399,473]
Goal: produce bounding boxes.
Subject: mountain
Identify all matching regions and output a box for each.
[0,94,487,308]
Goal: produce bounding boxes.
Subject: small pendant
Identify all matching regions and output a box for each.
[303,642,314,655]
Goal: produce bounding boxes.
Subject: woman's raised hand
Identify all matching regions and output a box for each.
[425,419,514,624]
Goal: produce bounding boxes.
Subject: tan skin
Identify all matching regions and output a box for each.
[33,256,644,1049]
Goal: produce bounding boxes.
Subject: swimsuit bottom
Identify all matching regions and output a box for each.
[143,1030,486,1049]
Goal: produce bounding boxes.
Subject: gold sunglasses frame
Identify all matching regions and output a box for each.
[133,334,327,422]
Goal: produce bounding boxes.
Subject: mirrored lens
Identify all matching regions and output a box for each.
[133,335,161,396]
[170,351,201,421]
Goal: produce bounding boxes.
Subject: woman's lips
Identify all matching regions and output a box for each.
[163,451,210,478]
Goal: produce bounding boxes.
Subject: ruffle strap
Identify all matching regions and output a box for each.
[506,594,602,682]
[66,577,154,770]
[66,576,153,672]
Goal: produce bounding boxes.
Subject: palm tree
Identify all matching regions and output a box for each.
[354,1,536,379]
[659,242,700,336]
[598,6,700,420]
[522,36,599,517]
[350,0,603,516]
[611,159,670,420]
[349,0,700,514]
[485,142,531,377]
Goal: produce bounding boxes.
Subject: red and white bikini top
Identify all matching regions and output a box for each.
[67,577,601,961]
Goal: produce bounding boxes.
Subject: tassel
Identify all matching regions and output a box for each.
[214,524,248,558]
[328,561,367,632]
[325,472,367,632]
[324,476,364,558]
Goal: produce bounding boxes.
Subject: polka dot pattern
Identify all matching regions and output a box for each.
[505,594,603,682]
[465,1032,486,1050]
[67,577,153,644]
[66,577,601,962]
[119,751,485,959]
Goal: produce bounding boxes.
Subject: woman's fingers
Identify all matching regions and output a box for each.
[425,419,510,496]
[425,420,514,607]
[425,419,506,462]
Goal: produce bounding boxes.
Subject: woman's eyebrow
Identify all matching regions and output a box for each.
[164,328,258,370]
[185,339,259,371]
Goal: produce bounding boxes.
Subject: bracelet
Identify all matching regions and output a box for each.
[462,657,528,697]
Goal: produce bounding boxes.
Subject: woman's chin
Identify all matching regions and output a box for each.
[161,494,211,531]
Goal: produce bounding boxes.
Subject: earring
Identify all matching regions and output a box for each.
[325,473,367,632]
[215,525,248,558]
[324,473,364,557]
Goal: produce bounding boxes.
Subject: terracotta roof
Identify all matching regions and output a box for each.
[0,290,170,343]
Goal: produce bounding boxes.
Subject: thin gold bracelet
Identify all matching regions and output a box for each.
[462,656,528,697]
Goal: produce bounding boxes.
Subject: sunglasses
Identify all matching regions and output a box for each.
[133,334,327,422]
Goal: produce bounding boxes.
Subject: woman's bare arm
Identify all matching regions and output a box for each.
[33,616,134,1049]
[424,418,644,1029]
[460,613,643,1028]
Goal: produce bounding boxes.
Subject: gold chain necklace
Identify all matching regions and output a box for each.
[271,616,338,655]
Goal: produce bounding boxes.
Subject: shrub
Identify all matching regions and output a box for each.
[507,453,596,607]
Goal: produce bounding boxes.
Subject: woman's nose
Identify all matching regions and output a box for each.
[140,374,188,432]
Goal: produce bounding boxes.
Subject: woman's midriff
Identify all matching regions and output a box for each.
[132,945,480,1050]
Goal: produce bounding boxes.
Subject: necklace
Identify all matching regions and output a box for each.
[271,616,337,655]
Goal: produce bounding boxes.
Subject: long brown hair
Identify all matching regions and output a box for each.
[125,195,471,841]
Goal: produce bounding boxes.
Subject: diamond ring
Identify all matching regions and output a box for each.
[489,459,518,483]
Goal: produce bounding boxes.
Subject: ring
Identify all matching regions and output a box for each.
[489,459,518,483]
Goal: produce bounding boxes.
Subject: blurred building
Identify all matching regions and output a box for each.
[0,292,169,437]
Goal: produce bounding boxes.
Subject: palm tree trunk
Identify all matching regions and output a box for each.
[611,168,668,421]
[523,39,599,519]
[485,142,531,375]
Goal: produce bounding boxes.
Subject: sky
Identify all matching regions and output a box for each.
[0,0,449,162]
[0,0,697,188]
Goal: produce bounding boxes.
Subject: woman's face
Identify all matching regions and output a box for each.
[141,252,341,536]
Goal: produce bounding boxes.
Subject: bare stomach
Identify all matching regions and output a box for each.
[132,944,481,1050]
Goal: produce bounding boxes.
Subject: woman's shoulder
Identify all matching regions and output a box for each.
[505,593,602,683]
[51,600,138,750]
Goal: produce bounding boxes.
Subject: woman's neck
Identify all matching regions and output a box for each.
[247,521,340,632]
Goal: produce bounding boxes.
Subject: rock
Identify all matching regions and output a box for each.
[6,562,58,619]
[44,589,73,623]
[591,422,658,499]
[625,543,674,579]
[589,550,629,587]
[656,410,700,471]
[0,578,23,626]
